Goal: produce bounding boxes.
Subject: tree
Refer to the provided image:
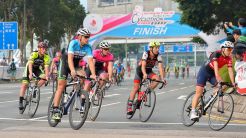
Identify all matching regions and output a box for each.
[175,0,246,34]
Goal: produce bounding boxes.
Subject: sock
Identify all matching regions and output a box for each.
[81,99,85,107]
[19,97,24,103]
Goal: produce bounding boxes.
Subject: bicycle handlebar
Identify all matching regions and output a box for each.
[141,78,166,89]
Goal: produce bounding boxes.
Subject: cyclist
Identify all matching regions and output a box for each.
[114,62,124,81]
[49,51,62,79]
[190,41,235,120]
[18,42,50,111]
[52,28,96,120]
[127,41,166,115]
[84,41,114,91]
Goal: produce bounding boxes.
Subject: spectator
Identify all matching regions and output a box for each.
[224,18,246,36]
[8,58,17,82]
[232,29,242,42]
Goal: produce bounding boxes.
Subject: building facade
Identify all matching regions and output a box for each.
[87,0,179,14]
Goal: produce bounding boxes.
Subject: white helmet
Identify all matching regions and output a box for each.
[76,28,91,36]
[220,41,234,48]
[99,41,111,48]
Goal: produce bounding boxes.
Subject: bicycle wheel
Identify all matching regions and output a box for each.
[69,90,89,130]
[208,93,234,131]
[126,98,137,119]
[47,93,60,127]
[181,91,197,126]
[139,90,156,122]
[89,89,103,121]
[28,87,40,118]
[19,88,29,114]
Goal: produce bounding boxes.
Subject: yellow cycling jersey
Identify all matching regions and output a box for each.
[28,51,50,68]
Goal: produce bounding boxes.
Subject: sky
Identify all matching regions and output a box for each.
[80,0,88,12]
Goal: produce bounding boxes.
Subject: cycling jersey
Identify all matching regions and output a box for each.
[79,60,87,68]
[22,51,50,83]
[93,49,114,71]
[134,51,162,83]
[207,50,232,70]
[29,51,50,69]
[67,39,93,68]
[58,39,93,80]
[115,64,124,74]
[52,57,60,69]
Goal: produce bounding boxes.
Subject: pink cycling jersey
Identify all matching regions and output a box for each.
[79,60,87,67]
[93,49,114,72]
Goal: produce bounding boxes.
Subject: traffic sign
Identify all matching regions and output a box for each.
[173,45,193,52]
[144,45,165,54]
[0,22,18,50]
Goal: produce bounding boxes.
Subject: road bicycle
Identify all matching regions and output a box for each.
[47,75,89,130]
[181,82,234,131]
[126,78,165,122]
[88,78,108,121]
[19,74,47,118]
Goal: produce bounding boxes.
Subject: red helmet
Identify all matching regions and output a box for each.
[38,42,48,48]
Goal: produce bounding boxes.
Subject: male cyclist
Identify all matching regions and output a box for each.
[114,62,124,82]
[52,28,96,120]
[84,41,114,91]
[190,41,235,120]
[127,41,166,115]
[19,42,50,111]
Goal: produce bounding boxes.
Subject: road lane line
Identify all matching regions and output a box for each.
[1,118,246,126]
[0,92,14,94]
[101,102,121,107]
[0,100,18,104]
[113,88,128,90]
[104,94,120,97]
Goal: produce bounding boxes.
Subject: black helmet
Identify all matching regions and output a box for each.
[238,18,246,27]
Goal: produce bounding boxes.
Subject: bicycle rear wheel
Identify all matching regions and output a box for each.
[208,93,234,131]
[28,87,40,118]
[47,93,60,127]
[139,90,156,122]
[69,90,89,130]
[181,91,197,126]
[89,89,103,121]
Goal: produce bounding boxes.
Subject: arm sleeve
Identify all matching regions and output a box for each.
[86,46,93,57]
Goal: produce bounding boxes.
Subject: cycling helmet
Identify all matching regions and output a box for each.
[56,51,62,57]
[38,42,48,48]
[76,28,91,36]
[220,41,234,48]
[149,41,160,47]
[99,41,111,49]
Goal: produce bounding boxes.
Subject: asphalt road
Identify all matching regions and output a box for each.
[0,77,246,138]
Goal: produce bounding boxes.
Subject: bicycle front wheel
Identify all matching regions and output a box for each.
[181,91,197,126]
[28,87,40,118]
[89,89,103,121]
[47,93,60,127]
[139,90,156,122]
[69,90,89,130]
[208,93,234,131]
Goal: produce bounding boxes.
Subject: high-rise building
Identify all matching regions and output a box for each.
[87,0,179,14]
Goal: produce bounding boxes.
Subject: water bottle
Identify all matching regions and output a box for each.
[64,93,68,103]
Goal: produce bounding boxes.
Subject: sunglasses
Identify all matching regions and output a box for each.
[103,48,109,51]
[84,35,90,39]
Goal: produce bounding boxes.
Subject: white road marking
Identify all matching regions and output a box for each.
[0,118,246,126]
[113,88,128,90]
[101,102,121,107]
[0,92,14,94]
[177,95,187,100]
[0,100,18,104]
[179,83,185,85]
[104,94,120,97]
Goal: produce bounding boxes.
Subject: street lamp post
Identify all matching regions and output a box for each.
[23,0,26,65]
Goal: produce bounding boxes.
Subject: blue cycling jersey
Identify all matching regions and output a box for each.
[114,64,124,73]
[67,39,92,67]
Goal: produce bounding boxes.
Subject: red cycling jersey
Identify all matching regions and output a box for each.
[93,49,114,72]
[208,50,232,70]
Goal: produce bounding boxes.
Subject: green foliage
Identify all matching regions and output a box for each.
[191,37,206,44]
[175,0,246,34]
